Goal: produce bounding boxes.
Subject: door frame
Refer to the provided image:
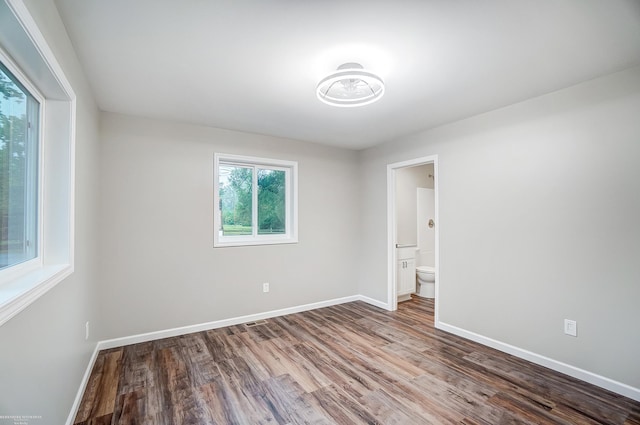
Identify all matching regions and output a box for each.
[386,155,439,323]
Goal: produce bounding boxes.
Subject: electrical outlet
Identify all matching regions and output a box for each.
[263,282,270,293]
[85,321,90,340]
[564,319,577,337]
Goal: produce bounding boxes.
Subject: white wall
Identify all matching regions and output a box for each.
[395,164,433,246]
[0,0,100,423]
[416,188,435,267]
[360,67,640,390]
[97,113,360,340]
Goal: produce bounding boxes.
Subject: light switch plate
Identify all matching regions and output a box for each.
[564,319,577,337]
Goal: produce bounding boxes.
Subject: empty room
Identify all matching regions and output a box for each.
[1,0,639,423]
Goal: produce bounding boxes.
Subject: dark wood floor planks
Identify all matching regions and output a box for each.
[74,297,640,424]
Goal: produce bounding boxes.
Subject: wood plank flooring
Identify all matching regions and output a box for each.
[74,297,640,424]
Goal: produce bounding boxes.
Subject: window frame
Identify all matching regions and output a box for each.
[0,56,44,276]
[214,153,298,247]
[0,0,76,327]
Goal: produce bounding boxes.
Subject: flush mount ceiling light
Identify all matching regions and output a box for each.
[316,63,385,107]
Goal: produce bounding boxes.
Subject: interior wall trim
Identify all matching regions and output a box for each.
[436,321,640,402]
[358,295,390,310]
[65,343,100,425]
[96,295,366,350]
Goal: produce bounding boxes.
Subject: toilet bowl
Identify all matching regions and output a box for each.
[416,266,435,298]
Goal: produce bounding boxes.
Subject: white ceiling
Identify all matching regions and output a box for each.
[55,0,640,150]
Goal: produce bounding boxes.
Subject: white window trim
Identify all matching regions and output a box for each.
[214,153,298,247]
[0,0,76,326]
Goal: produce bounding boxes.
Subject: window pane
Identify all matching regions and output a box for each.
[0,63,39,270]
[258,168,286,235]
[218,164,252,236]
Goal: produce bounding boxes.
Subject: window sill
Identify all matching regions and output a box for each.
[0,264,73,326]
[214,237,298,248]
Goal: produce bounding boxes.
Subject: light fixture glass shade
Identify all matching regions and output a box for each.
[316,63,385,107]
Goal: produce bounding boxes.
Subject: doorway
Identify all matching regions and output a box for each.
[386,155,439,323]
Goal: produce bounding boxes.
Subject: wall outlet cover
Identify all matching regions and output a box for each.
[564,319,577,337]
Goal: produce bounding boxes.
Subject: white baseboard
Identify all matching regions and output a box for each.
[436,321,640,402]
[65,343,100,425]
[358,294,390,310]
[98,295,363,350]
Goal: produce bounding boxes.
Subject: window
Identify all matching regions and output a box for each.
[0,61,40,271]
[0,0,75,327]
[214,154,297,247]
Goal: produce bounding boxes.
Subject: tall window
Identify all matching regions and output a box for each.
[0,62,39,270]
[214,154,297,247]
[0,3,75,327]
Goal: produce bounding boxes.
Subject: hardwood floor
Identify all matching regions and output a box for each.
[74,297,640,424]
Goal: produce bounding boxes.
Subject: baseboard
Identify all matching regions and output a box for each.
[436,321,640,402]
[65,343,100,425]
[357,294,390,310]
[98,295,364,350]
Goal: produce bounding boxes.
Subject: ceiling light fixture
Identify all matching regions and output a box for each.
[316,63,385,107]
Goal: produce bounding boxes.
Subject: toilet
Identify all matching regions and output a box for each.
[416,266,435,298]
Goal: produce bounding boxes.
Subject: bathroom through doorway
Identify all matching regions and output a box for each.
[386,155,439,324]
